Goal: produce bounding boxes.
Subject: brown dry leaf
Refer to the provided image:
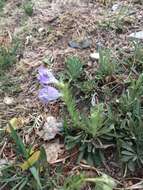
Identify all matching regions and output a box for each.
[36,116,63,141]
[44,140,64,164]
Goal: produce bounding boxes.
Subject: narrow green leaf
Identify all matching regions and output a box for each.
[9,125,28,159]
[30,167,42,190]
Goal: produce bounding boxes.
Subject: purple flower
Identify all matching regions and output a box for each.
[38,86,61,103]
[38,66,58,85]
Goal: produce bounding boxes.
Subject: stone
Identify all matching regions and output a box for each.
[129,31,143,40]
[90,52,100,61]
[3,97,14,105]
[38,27,45,33]
[112,3,120,12]
[68,38,92,49]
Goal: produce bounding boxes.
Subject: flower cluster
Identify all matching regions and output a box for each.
[37,66,61,103]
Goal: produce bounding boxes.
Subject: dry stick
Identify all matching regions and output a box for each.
[0,141,7,157]
[50,150,79,164]
[79,163,100,175]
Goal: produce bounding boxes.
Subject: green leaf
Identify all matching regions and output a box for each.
[121,142,134,152]
[19,178,28,190]
[66,56,83,80]
[95,183,114,190]
[61,174,85,190]
[9,125,28,159]
[121,155,133,162]
[30,167,42,189]
[128,160,136,172]
[86,174,116,190]
[58,83,81,128]
[19,151,41,171]
[121,150,135,156]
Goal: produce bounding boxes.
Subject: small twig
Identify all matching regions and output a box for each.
[50,150,79,164]
[0,141,7,157]
[79,163,100,175]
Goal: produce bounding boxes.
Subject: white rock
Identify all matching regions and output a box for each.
[90,52,100,61]
[129,31,143,40]
[3,97,14,105]
[25,35,32,45]
[112,3,120,12]
[38,27,45,33]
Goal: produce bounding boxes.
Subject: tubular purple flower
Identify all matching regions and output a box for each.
[38,86,61,103]
[38,66,58,85]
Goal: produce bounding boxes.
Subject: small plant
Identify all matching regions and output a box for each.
[37,67,114,165]
[23,1,34,16]
[119,116,143,172]
[98,6,131,33]
[96,48,116,79]
[64,56,96,101]
[0,74,21,94]
[64,103,114,165]
[59,82,81,128]
[0,44,18,76]
[60,83,113,136]
[60,174,85,190]
[65,56,83,81]
[113,74,143,172]
[60,173,116,190]
[118,74,143,115]
[122,41,143,70]
[133,41,143,64]
[121,138,143,172]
